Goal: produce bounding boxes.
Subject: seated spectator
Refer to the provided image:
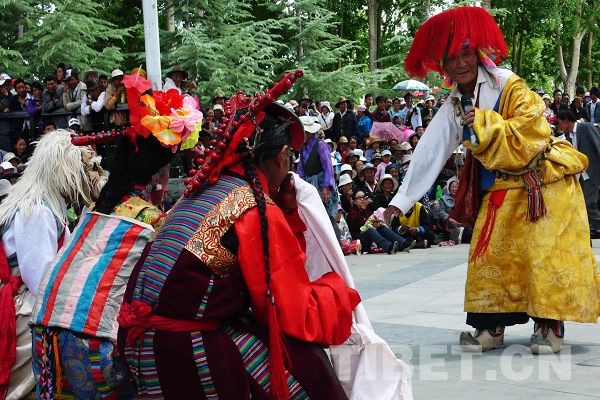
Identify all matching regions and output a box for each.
[338,173,354,213]
[344,149,359,167]
[395,200,435,248]
[354,162,377,198]
[414,126,425,138]
[0,179,11,202]
[385,163,401,182]
[337,135,349,160]
[347,197,414,254]
[42,75,64,114]
[42,121,57,135]
[364,136,381,161]
[12,137,30,163]
[371,96,391,122]
[373,173,398,209]
[409,132,420,149]
[375,149,392,180]
[62,69,86,117]
[81,80,106,132]
[336,206,361,255]
[371,152,383,169]
[431,176,473,245]
[353,158,364,175]
[392,141,412,163]
[0,74,12,112]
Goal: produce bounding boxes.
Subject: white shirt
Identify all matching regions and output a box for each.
[319,112,334,130]
[81,91,106,116]
[390,66,513,214]
[590,100,599,124]
[2,205,70,295]
[163,78,182,93]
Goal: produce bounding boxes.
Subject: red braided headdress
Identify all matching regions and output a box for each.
[404,6,508,78]
[182,69,304,197]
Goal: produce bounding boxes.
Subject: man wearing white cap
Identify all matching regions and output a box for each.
[104,69,128,126]
[422,94,438,128]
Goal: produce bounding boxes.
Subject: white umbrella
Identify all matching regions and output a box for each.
[393,79,430,91]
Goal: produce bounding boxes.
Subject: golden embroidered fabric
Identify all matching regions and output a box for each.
[464,75,600,322]
[113,196,165,230]
[185,185,273,277]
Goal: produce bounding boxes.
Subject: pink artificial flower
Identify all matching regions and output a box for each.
[170,96,203,134]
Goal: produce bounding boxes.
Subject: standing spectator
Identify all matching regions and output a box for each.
[557,110,600,237]
[26,82,44,117]
[331,96,358,141]
[401,92,422,128]
[104,69,128,127]
[8,78,30,140]
[364,93,374,112]
[371,96,391,122]
[587,87,600,124]
[98,74,108,91]
[42,76,64,114]
[297,116,337,219]
[389,98,404,121]
[82,69,99,83]
[55,63,67,86]
[570,96,588,121]
[62,69,86,117]
[549,89,565,115]
[81,81,106,132]
[356,106,372,144]
[541,93,555,124]
[0,74,11,112]
[421,95,438,128]
[163,64,197,95]
[318,101,334,137]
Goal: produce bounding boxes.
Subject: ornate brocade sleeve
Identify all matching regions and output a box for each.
[470,76,552,171]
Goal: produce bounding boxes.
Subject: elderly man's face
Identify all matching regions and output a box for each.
[443,47,478,88]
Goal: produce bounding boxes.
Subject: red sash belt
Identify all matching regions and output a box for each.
[118,301,221,345]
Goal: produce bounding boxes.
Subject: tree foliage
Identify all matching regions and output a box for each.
[0,0,598,101]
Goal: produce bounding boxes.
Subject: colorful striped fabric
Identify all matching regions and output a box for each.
[133,175,247,305]
[32,212,155,342]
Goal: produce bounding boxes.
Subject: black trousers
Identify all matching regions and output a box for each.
[466,312,558,330]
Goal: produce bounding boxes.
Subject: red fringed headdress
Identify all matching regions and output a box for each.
[404,6,508,78]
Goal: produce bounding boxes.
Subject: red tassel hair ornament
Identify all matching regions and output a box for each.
[182,69,304,198]
[404,6,508,78]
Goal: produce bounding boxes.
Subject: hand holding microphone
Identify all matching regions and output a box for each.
[460,95,478,146]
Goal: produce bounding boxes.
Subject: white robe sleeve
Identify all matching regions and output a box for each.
[389,101,461,214]
[13,208,61,295]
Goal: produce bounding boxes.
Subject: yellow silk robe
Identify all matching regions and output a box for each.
[465,75,600,323]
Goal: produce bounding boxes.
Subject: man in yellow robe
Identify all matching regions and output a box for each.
[385,6,600,354]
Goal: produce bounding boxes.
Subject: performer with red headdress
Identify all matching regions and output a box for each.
[385,6,600,354]
[116,70,360,399]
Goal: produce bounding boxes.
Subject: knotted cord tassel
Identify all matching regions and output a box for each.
[523,170,546,222]
[470,189,507,262]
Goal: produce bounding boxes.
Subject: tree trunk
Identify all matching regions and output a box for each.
[367,0,377,72]
[166,5,175,32]
[481,0,492,9]
[423,0,431,20]
[296,6,303,61]
[588,31,593,89]
[557,29,568,89]
[17,23,23,40]
[565,29,587,98]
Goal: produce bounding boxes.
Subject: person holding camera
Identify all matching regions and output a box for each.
[104,69,128,127]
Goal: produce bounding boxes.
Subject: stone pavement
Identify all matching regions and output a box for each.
[347,242,600,399]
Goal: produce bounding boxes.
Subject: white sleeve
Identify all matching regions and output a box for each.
[163,78,176,91]
[91,92,106,112]
[81,93,90,116]
[413,107,422,128]
[14,208,60,295]
[390,102,460,214]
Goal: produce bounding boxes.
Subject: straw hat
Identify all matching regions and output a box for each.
[377,173,399,191]
[335,96,350,108]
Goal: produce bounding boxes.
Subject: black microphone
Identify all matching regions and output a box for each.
[460,95,478,145]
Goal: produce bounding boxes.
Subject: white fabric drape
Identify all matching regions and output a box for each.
[291,172,413,400]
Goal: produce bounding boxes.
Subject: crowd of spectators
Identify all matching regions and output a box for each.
[1,62,599,256]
